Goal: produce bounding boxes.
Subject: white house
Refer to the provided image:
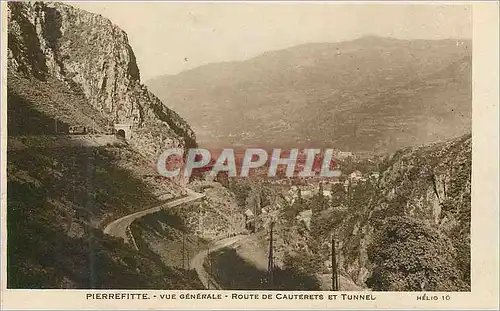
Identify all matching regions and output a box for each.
[370,171,380,180]
[349,170,364,181]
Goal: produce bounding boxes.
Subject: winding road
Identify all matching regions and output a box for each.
[103,189,205,247]
[103,187,245,290]
[190,234,246,290]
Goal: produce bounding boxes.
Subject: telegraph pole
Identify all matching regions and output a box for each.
[207,245,210,290]
[331,233,339,291]
[186,237,190,271]
[267,221,275,289]
[182,233,185,270]
[254,196,258,233]
[209,246,213,286]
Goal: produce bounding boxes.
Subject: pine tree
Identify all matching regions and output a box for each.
[311,183,325,216]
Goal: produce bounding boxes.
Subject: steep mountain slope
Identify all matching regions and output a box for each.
[6,2,200,289]
[148,36,471,152]
[8,1,196,156]
[322,134,471,291]
[7,140,202,289]
[231,134,471,291]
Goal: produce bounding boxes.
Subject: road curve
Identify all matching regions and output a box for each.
[191,235,246,290]
[103,189,205,245]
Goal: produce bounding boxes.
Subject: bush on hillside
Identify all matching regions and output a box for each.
[366,216,468,291]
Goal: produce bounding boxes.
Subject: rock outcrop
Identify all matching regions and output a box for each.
[8,1,196,158]
[338,134,471,291]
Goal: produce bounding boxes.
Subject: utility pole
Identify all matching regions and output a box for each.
[254,196,258,233]
[186,236,190,271]
[209,245,213,287]
[331,233,339,291]
[72,158,76,205]
[182,233,185,270]
[336,243,339,290]
[267,221,275,289]
[207,245,210,290]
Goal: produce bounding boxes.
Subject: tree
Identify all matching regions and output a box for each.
[330,183,345,207]
[312,183,326,213]
[366,216,468,291]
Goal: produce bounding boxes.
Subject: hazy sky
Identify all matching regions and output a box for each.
[73,2,471,81]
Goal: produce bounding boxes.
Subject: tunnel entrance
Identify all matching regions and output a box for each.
[116,129,126,139]
[113,123,132,140]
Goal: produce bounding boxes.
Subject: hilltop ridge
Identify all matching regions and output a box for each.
[148,36,471,152]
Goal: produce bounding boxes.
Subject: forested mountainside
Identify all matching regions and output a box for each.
[148,36,471,152]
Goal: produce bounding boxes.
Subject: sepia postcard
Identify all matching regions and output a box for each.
[0,1,498,310]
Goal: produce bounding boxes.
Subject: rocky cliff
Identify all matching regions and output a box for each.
[6,1,201,289]
[8,1,196,157]
[338,134,471,291]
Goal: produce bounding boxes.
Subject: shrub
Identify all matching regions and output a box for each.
[366,216,468,291]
